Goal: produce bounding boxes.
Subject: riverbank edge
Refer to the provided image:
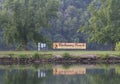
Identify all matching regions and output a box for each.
[0,54,120,65]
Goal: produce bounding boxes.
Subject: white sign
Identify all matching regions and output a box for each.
[38,43,47,51]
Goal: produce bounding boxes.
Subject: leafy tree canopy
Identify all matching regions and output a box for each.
[79,0,120,50]
[0,0,60,50]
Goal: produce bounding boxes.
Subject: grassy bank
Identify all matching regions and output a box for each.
[0,50,120,57]
[0,51,120,64]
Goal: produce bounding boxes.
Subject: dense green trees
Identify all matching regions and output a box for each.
[0,0,91,50]
[80,0,120,50]
[0,0,59,50]
[42,0,91,43]
[0,0,119,50]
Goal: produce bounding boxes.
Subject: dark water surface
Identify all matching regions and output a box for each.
[0,64,120,84]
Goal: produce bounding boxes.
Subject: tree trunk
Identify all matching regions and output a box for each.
[111,42,116,51]
[16,41,28,50]
[21,42,28,50]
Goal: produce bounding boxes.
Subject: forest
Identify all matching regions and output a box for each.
[0,0,120,50]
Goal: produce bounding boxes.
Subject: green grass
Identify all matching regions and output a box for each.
[0,50,120,57]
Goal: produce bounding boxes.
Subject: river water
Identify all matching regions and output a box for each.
[0,64,120,84]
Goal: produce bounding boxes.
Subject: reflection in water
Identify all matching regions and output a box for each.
[53,67,115,75]
[0,64,120,84]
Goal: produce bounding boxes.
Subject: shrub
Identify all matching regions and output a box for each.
[115,42,120,51]
[62,52,71,58]
[116,54,120,57]
[32,52,41,59]
[18,54,26,58]
[98,54,109,58]
[9,53,15,58]
[32,52,52,59]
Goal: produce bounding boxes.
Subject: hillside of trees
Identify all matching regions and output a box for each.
[0,0,119,50]
[41,0,111,50]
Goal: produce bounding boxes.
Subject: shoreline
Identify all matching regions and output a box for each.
[0,55,120,65]
[0,51,120,65]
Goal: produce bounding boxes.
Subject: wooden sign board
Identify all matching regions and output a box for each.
[53,43,86,49]
[53,68,86,75]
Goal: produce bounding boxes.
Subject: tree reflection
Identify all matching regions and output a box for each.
[4,69,51,84]
[88,73,120,84]
[2,66,120,84]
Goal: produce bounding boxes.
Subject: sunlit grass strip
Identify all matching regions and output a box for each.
[0,51,120,57]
